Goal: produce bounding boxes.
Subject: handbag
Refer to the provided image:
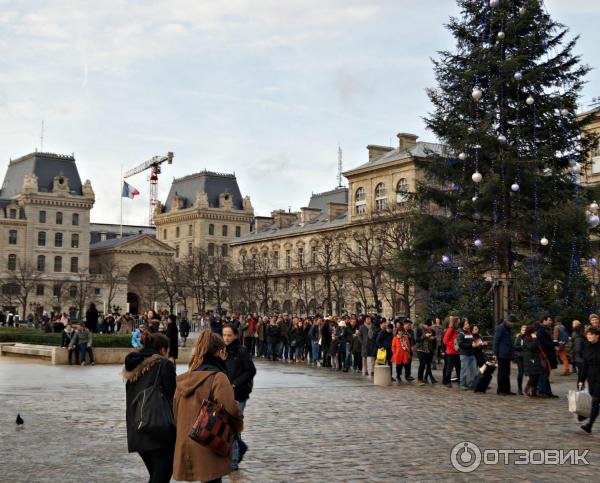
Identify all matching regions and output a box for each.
[568,390,592,418]
[188,373,234,457]
[133,361,175,437]
[376,347,387,365]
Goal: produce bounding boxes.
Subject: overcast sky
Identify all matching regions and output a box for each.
[1,0,599,225]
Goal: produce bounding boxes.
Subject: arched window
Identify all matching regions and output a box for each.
[37,255,45,272]
[55,232,63,247]
[69,285,77,298]
[54,256,62,272]
[7,254,17,271]
[374,183,387,211]
[355,187,366,214]
[38,231,46,246]
[396,178,409,204]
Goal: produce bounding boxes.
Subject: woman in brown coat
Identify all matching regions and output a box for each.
[173,330,243,483]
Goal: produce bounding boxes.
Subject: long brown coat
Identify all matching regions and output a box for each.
[173,370,243,482]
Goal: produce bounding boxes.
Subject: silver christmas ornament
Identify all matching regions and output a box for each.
[474,239,483,248]
[540,236,549,246]
[467,126,475,134]
[589,258,598,267]
[472,87,483,101]
[519,6,526,15]
[498,134,507,144]
[511,183,520,192]
[526,95,534,105]
[589,214,600,227]
[490,0,500,7]
[442,255,450,264]
[472,196,478,202]
[472,171,482,183]
[497,31,505,40]
[560,108,569,117]
[591,200,599,211]
[514,71,523,81]
[459,152,467,161]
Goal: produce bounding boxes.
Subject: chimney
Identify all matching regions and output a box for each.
[397,133,418,152]
[366,144,394,161]
[254,216,275,233]
[326,202,347,221]
[300,207,321,224]
[271,209,298,229]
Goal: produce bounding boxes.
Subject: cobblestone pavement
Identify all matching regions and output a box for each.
[1,356,599,482]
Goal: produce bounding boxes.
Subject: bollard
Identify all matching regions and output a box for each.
[374,364,392,386]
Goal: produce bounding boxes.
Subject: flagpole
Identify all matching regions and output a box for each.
[120,165,123,238]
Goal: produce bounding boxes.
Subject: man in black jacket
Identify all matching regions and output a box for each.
[165,314,179,365]
[223,324,257,471]
[536,316,559,398]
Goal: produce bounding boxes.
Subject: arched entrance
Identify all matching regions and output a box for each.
[127,263,159,314]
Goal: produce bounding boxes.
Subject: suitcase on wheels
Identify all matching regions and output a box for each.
[474,363,496,393]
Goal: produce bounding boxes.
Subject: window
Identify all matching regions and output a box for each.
[209,224,215,236]
[188,242,192,255]
[235,226,241,237]
[375,183,387,211]
[8,254,17,271]
[53,285,60,297]
[252,254,257,270]
[593,140,600,174]
[69,285,77,298]
[188,225,193,236]
[55,232,63,247]
[208,243,215,257]
[377,238,384,254]
[273,251,279,270]
[285,279,290,291]
[94,288,101,295]
[71,234,79,248]
[285,250,292,270]
[36,284,44,296]
[175,245,180,258]
[396,178,409,204]
[8,230,17,244]
[311,277,316,291]
[297,247,304,267]
[70,257,78,273]
[163,229,167,239]
[222,225,228,237]
[355,187,366,214]
[38,231,46,246]
[273,279,278,291]
[37,255,45,272]
[311,246,317,265]
[56,212,63,224]
[39,210,46,223]
[72,213,79,226]
[176,226,180,238]
[9,209,16,219]
[222,245,228,257]
[54,256,62,272]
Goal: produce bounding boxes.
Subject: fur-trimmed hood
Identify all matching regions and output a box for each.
[122,352,164,383]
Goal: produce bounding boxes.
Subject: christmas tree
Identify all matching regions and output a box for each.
[402,0,598,325]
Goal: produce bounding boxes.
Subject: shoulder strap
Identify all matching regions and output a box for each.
[152,359,163,386]
[207,372,218,401]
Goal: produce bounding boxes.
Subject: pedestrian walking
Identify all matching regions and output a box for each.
[165,314,179,366]
[536,316,559,398]
[514,325,527,395]
[123,332,176,483]
[173,331,243,483]
[578,327,600,433]
[443,316,461,387]
[493,315,516,395]
[457,319,478,390]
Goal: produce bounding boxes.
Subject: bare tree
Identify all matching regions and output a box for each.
[312,233,341,315]
[2,261,43,318]
[228,256,258,315]
[70,271,98,322]
[208,254,231,313]
[95,259,125,311]
[155,258,183,313]
[182,248,211,315]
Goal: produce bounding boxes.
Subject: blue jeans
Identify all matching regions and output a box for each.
[460,355,477,389]
[537,372,552,396]
[311,341,320,365]
[232,400,247,468]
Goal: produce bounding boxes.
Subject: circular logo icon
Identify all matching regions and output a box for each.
[450,441,482,473]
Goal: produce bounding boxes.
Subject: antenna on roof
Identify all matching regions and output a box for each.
[40,121,45,152]
[337,146,343,188]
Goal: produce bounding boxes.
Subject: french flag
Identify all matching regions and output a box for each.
[122,181,140,199]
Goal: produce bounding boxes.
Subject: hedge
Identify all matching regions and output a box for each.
[0,328,131,348]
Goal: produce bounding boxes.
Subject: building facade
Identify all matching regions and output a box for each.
[0,152,95,317]
[229,133,443,318]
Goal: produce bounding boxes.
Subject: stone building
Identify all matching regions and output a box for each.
[0,152,95,317]
[229,133,444,318]
[581,106,600,186]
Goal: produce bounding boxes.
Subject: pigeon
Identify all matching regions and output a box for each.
[16,414,24,426]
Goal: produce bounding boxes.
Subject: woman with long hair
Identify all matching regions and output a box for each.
[123,331,176,483]
[522,325,547,397]
[173,330,243,483]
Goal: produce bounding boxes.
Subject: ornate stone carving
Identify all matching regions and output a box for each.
[219,191,234,209]
[243,195,253,212]
[82,179,95,199]
[194,191,209,209]
[53,175,69,193]
[22,174,38,194]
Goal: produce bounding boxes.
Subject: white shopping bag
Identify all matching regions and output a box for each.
[568,390,592,418]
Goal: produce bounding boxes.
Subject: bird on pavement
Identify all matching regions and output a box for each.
[16,414,24,426]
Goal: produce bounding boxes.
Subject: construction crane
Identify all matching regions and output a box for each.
[124,152,174,225]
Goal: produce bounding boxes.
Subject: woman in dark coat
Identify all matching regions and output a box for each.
[572,320,586,376]
[578,327,600,433]
[321,321,332,368]
[522,325,547,397]
[85,302,99,333]
[123,332,176,483]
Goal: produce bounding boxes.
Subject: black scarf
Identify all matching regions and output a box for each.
[195,354,228,375]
